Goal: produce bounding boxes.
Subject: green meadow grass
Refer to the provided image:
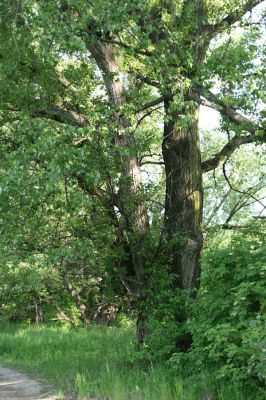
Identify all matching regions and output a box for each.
[0,323,252,399]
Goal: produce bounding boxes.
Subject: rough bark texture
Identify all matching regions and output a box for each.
[89,40,149,342]
[162,100,203,291]
[89,41,148,276]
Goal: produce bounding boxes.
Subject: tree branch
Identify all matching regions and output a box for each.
[190,85,261,134]
[4,104,89,127]
[135,83,265,173]
[138,84,263,138]
[221,223,248,229]
[204,1,264,35]
[223,162,266,209]
[188,84,265,172]
[201,134,255,172]
[98,37,152,57]
[205,188,231,226]
[223,187,261,225]
[57,74,79,94]
[137,92,175,113]
[33,105,89,127]
[140,160,164,166]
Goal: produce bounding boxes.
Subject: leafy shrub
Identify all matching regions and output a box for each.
[137,263,191,361]
[189,223,266,391]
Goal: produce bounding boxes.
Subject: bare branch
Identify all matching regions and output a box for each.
[135,106,162,130]
[205,189,231,226]
[189,86,261,135]
[224,191,255,225]
[140,160,164,166]
[222,163,266,209]
[189,84,265,172]
[201,134,255,172]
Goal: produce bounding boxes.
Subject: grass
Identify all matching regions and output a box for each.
[0,322,256,399]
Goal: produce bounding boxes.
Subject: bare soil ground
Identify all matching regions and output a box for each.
[0,365,59,400]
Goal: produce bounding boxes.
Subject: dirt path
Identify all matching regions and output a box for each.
[0,366,59,400]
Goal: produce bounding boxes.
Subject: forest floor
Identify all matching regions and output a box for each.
[0,365,58,400]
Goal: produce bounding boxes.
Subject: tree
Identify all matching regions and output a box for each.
[0,0,265,343]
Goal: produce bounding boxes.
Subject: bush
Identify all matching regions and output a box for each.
[189,223,266,392]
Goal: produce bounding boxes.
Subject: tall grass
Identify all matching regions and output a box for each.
[0,322,251,399]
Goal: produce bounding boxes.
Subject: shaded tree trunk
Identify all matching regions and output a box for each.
[162,99,203,291]
[88,41,149,342]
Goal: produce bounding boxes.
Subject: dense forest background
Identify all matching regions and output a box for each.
[0,0,265,399]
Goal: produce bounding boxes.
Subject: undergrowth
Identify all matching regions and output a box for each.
[0,322,258,399]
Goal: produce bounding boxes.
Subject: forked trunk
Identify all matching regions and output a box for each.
[162,99,203,291]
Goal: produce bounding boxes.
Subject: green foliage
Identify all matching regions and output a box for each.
[189,223,266,392]
[0,1,265,398]
[202,128,266,227]
[0,323,256,400]
[139,266,191,361]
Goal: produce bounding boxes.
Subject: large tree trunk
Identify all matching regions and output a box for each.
[162,99,203,291]
[89,41,149,341]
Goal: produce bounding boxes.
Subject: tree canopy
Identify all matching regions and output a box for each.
[0,0,265,389]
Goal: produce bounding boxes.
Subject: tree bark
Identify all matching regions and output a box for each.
[34,299,43,325]
[89,41,149,342]
[162,99,203,291]
[61,269,90,326]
